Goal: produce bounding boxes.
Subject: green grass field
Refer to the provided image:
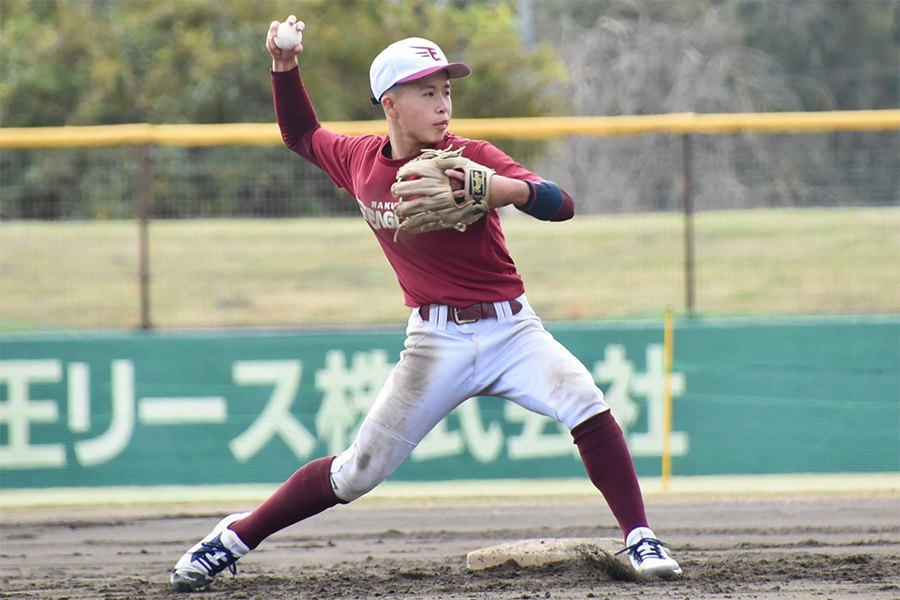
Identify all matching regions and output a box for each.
[1,207,897,331]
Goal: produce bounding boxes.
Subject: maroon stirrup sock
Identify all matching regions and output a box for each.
[571,411,649,538]
[228,456,343,550]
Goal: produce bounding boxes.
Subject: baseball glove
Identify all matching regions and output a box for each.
[391,147,494,239]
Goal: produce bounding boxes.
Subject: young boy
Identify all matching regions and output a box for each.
[170,16,682,592]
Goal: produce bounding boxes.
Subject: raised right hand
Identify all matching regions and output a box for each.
[267,16,305,71]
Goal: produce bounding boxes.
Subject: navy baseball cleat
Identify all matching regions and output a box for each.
[619,527,683,578]
[170,512,251,592]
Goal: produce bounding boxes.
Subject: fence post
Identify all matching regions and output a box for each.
[682,133,696,316]
[137,144,152,330]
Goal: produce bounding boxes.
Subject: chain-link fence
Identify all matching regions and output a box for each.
[1,117,898,331]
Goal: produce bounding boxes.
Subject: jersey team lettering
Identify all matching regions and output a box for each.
[357,197,400,231]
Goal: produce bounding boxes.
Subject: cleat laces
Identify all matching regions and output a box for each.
[616,536,670,565]
[191,533,239,578]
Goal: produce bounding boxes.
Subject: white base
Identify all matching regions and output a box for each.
[466,537,623,571]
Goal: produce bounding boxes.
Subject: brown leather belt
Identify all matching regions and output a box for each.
[419,300,523,325]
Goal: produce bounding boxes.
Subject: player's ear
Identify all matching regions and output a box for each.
[382,91,400,119]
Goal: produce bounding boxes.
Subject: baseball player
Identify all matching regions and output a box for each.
[170,16,682,592]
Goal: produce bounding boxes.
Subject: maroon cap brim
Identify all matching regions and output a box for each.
[395,62,472,85]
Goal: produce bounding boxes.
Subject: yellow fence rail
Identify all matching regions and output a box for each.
[2,109,899,149]
[2,110,897,330]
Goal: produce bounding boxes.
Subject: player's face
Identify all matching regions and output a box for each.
[391,71,453,148]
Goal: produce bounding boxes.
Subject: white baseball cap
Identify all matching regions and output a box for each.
[370,37,471,105]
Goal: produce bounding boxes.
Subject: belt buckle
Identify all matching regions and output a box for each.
[452,307,478,325]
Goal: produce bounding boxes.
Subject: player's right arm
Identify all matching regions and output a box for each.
[266,18,366,196]
[267,16,322,167]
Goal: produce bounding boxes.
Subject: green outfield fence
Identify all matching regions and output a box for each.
[1,111,898,331]
[2,317,897,487]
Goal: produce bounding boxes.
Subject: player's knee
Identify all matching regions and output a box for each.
[330,447,390,502]
[555,374,608,429]
[331,448,383,502]
[329,417,418,502]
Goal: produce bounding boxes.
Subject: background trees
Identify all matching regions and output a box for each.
[0,0,570,126]
[4,0,895,127]
[1,0,897,217]
[532,0,898,211]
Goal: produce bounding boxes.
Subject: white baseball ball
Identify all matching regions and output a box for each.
[275,22,303,50]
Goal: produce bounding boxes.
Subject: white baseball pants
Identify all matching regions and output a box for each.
[330,295,608,502]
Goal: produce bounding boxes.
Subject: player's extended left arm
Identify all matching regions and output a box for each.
[487,176,575,221]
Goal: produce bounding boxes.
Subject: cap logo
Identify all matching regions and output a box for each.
[411,45,442,61]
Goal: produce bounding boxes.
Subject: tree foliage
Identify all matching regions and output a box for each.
[532,0,898,212]
[0,0,572,219]
[733,0,900,111]
[536,0,898,114]
[1,0,896,218]
[0,0,569,127]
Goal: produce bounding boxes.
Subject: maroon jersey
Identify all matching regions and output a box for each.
[274,67,548,307]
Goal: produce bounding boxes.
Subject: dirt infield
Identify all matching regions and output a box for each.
[2,488,899,599]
